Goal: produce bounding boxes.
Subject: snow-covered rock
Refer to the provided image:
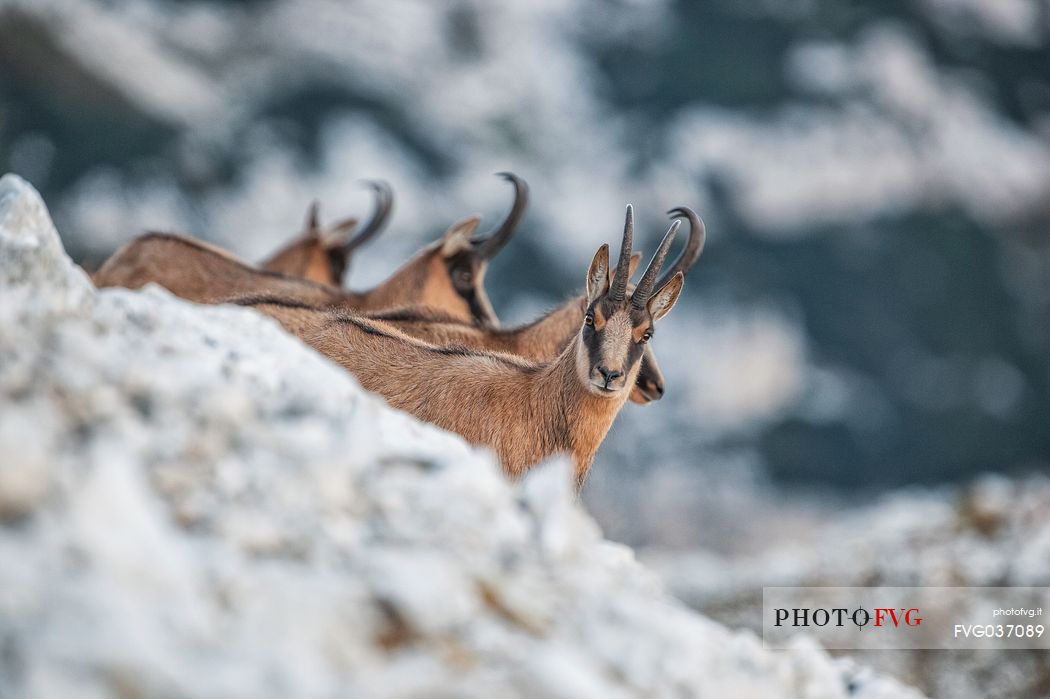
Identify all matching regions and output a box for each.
[0,173,924,698]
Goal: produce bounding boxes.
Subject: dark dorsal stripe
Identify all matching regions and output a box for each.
[366,307,469,325]
[232,295,326,310]
[328,314,539,371]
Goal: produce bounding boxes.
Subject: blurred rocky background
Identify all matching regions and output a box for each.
[1,1,1048,696]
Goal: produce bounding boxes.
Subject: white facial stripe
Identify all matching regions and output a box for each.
[599,313,633,371]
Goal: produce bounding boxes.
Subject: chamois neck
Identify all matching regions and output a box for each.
[261,239,311,276]
[543,335,632,487]
[528,295,585,333]
[497,295,586,357]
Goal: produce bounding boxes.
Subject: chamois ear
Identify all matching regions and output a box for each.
[612,251,642,287]
[586,244,611,303]
[647,271,683,321]
[628,251,642,280]
[441,216,481,257]
[321,217,359,247]
[303,201,321,238]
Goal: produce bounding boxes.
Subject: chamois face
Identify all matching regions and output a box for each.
[408,217,500,326]
[576,232,684,399]
[631,354,665,404]
[576,208,685,399]
[396,172,527,327]
[434,217,499,325]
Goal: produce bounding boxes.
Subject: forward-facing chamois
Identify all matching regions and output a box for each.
[259,180,393,285]
[364,206,704,402]
[239,207,705,405]
[243,206,687,487]
[92,173,528,325]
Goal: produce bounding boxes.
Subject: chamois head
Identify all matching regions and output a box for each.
[261,180,393,286]
[407,172,528,326]
[578,206,684,398]
[632,355,665,405]
[628,205,706,404]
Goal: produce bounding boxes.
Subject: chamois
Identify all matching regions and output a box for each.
[241,207,705,405]
[353,171,527,327]
[92,173,527,324]
[244,206,686,487]
[366,206,704,402]
[259,180,393,285]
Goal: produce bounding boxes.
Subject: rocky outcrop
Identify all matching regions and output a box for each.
[0,173,923,698]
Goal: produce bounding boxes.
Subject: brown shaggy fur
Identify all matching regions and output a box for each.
[233,223,685,487]
[91,221,488,322]
[244,298,648,487]
[259,222,355,285]
[92,233,342,306]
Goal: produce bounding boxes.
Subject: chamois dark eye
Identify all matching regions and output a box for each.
[640,330,652,343]
[584,313,594,327]
[455,269,472,284]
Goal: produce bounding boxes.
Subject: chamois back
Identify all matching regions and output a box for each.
[93,233,341,306]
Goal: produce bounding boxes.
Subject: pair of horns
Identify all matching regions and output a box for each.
[309,172,529,258]
[303,179,394,251]
[609,204,706,308]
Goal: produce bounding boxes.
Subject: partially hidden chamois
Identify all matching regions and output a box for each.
[242,205,687,487]
[92,173,528,325]
[241,207,705,405]
[259,180,393,285]
[361,171,527,327]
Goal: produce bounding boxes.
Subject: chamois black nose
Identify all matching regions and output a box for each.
[597,366,623,387]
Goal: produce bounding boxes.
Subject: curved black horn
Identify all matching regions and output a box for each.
[473,172,528,259]
[344,180,393,251]
[609,205,635,303]
[655,206,706,291]
[632,220,680,309]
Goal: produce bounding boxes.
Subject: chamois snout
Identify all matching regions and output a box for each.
[634,376,664,401]
[594,364,626,392]
[630,351,665,404]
